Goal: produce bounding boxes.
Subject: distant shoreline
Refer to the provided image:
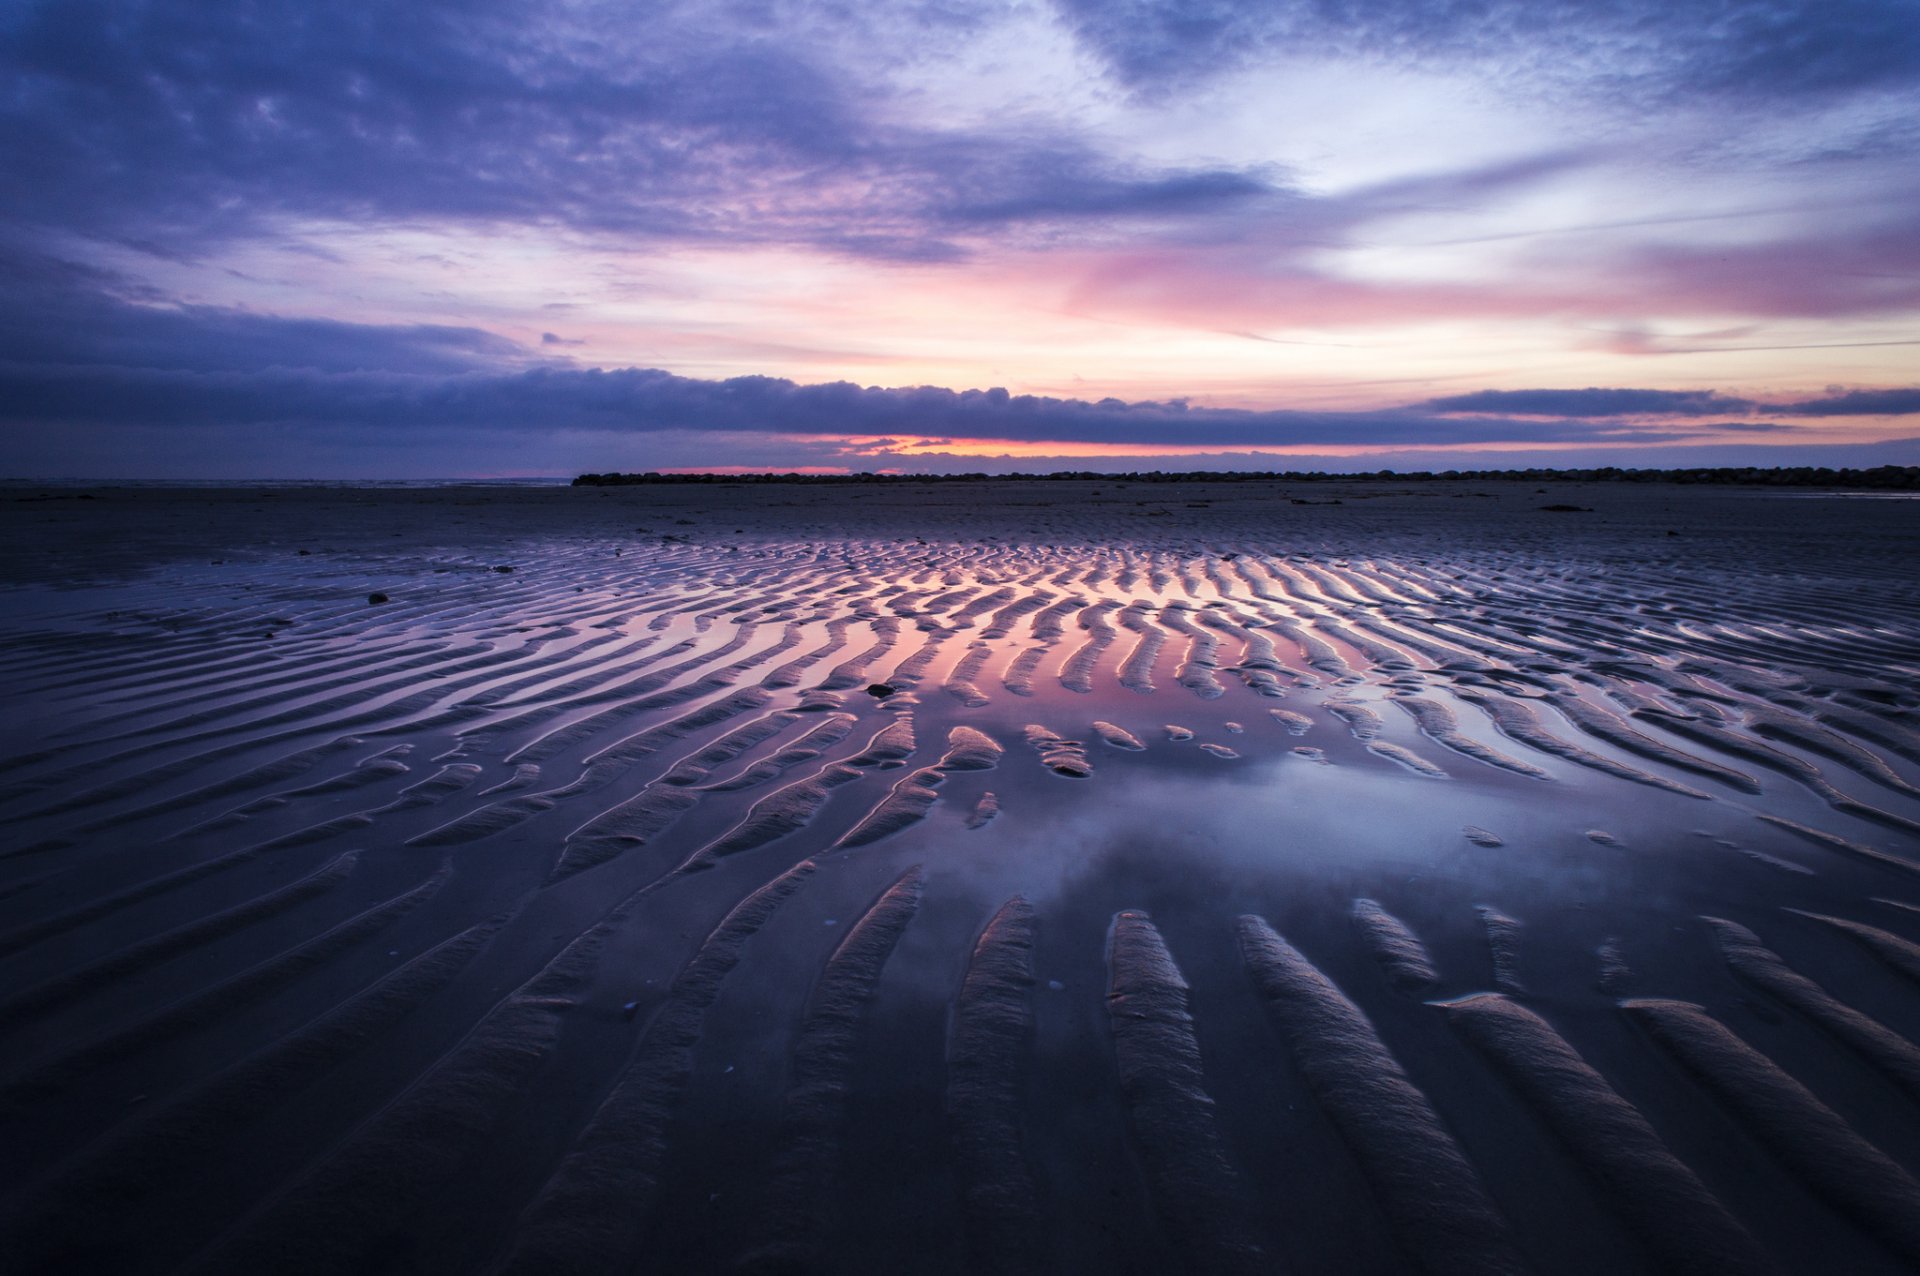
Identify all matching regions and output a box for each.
[576,464,1920,489]
[5,464,1915,491]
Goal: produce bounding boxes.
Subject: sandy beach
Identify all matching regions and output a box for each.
[1,478,1918,1275]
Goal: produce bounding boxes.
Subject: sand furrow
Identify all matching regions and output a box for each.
[166,749,411,839]
[1327,698,1382,740]
[454,634,664,709]
[1058,600,1123,694]
[1106,911,1273,1274]
[1267,708,1313,736]
[704,712,859,792]
[1092,720,1147,751]
[967,791,1000,827]
[1544,693,1760,793]
[947,896,1043,1272]
[2,864,452,1102]
[3,732,366,851]
[944,640,997,706]
[1704,918,1920,1104]
[29,640,470,748]
[1269,617,1351,679]
[1024,724,1092,778]
[1001,645,1048,697]
[11,633,583,821]
[981,592,1052,639]
[1317,618,1419,673]
[740,867,925,1267]
[11,639,480,758]
[1369,740,1449,777]
[883,632,948,688]
[6,482,1919,1275]
[491,861,816,1276]
[1025,594,1087,644]
[657,711,803,786]
[1757,816,1920,880]
[581,686,781,772]
[817,616,903,690]
[0,849,361,1035]
[834,766,947,849]
[1788,911,1920,988]
[1459,691,1709,796]
[846,715,917,767]
[188,893,639,1276]
[1811,707,1920,769]
[496,628,779,762]
[1622,998,1920,1266]
[1161,603,1227,699]
[1478,906,1526,996]
[1237,916,1525,1275]
[1441,993,1776,1276]
[0,916,506,1274]
[10,641,554,814]
[762,624,851,689]
[1116,601,1169,694]
[1351,899,1439,993]
[1630,708,1857,802]
[1746,709,1920,800]
[681,763,866,869]
[550,787,703,880]
[942,724,1006,770]
[1392,697,1553,780]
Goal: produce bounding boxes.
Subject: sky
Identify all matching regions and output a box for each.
[2,0,1918,478]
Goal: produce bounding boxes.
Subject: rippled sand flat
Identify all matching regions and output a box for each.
[1,479,1917,1275]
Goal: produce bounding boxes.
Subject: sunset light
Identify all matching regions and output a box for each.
[2,0,1915,476]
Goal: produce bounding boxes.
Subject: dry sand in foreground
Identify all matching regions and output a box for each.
[1,479,1918,1275]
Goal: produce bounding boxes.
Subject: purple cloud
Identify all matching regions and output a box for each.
[1,0,1916,480]
[1423,388,1757,417]
[0,0,1296,265]
[0,246,531,375]
[0,360,1705,449]
[1055,0,1920,101]
[1,271,1907,468]
[1771,387,1920,415]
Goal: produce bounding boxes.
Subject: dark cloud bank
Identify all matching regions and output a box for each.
[3,1,1918,476]
[3,274,1916,477]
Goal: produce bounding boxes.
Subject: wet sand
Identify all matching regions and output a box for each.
[1,478,1917,1274]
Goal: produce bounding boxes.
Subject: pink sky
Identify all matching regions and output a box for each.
[3,0,1916,475]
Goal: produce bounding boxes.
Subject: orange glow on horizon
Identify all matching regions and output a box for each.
[652,465,850,476]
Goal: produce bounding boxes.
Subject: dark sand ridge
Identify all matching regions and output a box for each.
[0,479,1917,1273]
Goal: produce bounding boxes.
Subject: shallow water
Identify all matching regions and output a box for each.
[1,480,1917,1274]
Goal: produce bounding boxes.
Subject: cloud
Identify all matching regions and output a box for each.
[1048,204,1920,332]
[4,0,1914,342]
[1423,388,1757,417]
[1053,0,1920,103]
[934,160,1281,229]
[1771,386,1920,415]
[0,245,532,375]
[0,360,1703,449]
[0,277,1907,467]
[0,0,1295,264]
[3,271,1911,466]
[2,1,1916,483]
[1424,386,1920,422]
